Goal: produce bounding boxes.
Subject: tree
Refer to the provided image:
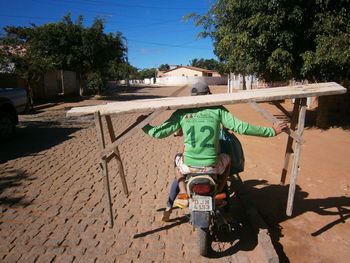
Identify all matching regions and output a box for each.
[158,64,170,71]
[189,58,225,73]
[188,0,350,127]
[0,25,53,104]
[0,14,128,98]
[137,68,156,79]
[108,61,137,80]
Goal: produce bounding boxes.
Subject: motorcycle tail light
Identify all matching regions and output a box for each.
[192,184,212,195]
[215,193,227,200]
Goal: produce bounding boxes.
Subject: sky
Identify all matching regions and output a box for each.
[0,0,217,70]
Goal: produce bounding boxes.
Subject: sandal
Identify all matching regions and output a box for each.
[161,208,172,222]
[174,193,189,208]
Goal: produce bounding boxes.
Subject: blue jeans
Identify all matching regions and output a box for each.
[166,179,179,209]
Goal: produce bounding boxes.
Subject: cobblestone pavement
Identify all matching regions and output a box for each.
[0,85,264,262]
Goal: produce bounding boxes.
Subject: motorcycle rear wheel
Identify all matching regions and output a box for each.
[197,227,211,256]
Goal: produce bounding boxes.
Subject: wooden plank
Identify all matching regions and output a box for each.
[101,108,165,157]
[280,99,301,184]
[272,101,292,119]
[286,99,307,216]
[104,115,129,196]
[67,82,346,117]
[94,111,114,228]
[248,102,305,144]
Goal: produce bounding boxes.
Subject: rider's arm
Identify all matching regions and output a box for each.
[220,107,276,137]
[142,110,182,139]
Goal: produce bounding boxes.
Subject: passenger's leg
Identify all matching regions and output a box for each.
[217,154,231,193]
[166,178,179,208]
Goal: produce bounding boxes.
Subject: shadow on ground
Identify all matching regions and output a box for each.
[0,121,80,164]
[135,196,259,259]
[97,85,166,101]
[243,180,350,263]
[0,169,35,207]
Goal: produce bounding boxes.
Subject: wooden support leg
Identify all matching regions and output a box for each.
[286,98,307,216]
[248,102,305,144]
[104,115,129,196]
[280,99,301,185]
[95,111,114,228]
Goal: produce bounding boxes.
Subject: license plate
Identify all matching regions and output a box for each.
[189,196,213,211]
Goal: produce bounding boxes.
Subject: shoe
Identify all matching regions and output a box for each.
[174,193,189,209]
[161,209,172,222]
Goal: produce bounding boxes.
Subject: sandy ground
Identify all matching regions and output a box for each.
[211,85,350,263]
[0,84,349,262]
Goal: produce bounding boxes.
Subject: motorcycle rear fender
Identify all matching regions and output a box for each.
[191,211,211,228]
[186,175,217,194]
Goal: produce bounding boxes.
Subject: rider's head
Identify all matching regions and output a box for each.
[191,82,211,96]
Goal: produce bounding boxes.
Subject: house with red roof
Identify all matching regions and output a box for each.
[161,65,224,78]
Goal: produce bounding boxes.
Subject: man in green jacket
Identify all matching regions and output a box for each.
[140,82,287,212]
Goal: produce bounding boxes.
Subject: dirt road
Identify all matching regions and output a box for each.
[0,85,349,262]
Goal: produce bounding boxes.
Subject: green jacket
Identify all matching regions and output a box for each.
[142,106,275,166]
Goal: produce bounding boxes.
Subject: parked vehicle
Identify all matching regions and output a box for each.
[0,88,28,141]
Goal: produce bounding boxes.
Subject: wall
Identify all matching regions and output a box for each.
[44,70,78,98]
[44,71,59,97]
[156,76,227,85]
[164,67,204,77]
[116,76,228,86]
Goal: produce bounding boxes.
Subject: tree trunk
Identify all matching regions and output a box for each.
[60,70,65,95]
[316,96,329,128]
[79,72,84,96]
[242,74,246,90]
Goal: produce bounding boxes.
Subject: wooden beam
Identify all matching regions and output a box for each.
[286,98,307,216]
[280,99,301,184]
[248,102,305,144]
[272,101,292,119]
[101,108,165,157]
[94,111,114,228]
[67,82,346,117]
[104,115,129,196]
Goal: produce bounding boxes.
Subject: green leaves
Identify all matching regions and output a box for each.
[189,0,350,83]
[1,13,128,94]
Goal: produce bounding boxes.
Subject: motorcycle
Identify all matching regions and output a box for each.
[186,172,238,256]
[186,129,244,256]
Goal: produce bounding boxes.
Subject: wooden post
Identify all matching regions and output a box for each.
[94,111,114,228]
[280,99,301,184]
[101,108,165,157]
[104,115,129,196]
[286,98,307,216]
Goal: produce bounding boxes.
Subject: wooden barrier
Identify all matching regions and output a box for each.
[67,82,347,226]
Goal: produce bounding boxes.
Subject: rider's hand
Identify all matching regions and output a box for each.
[174,128,183,137]
[273,121,288,135]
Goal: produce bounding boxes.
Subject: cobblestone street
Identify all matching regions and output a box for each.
[2,85,350,263]
[0,85,263,263]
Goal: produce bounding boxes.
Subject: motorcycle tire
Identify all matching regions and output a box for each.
[197,227,211,256]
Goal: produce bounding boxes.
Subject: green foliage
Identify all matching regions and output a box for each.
[0,13,128,95]
[189,58,225,73]
[189,0,350,83]
[301,1,350,82]
[108,61,137,80]
[137,68,156,79]
[158,64,170,71]
[87,72,104,92]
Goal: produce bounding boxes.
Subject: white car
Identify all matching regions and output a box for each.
[0,88,28,141]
